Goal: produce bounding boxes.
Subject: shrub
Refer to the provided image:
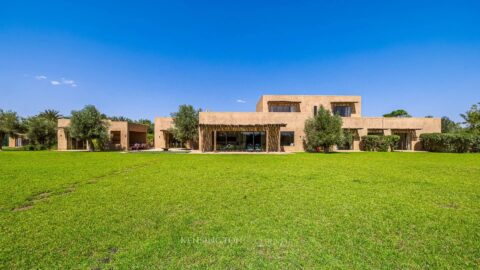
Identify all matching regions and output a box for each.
[24,144,47,151]
[472,136,480,153]
[420,133,479,153]
[386,135,400,152]
[361,135,386,151]
[92,138,106,151]
[361,135,400,152]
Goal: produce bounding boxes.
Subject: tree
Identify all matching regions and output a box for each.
[383,109,411,118]
[25,116,57,148]
[461,102,480,134]
[109,116,133,122]
[69,105,109,151]
[304,106,343,153]
[0,109,22,150]
[136,119,154,134]
[38,109,63,122]
[170,105,201,148]
[441,116,461,133]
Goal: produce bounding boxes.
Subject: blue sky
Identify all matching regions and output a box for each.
[1,1,479,121]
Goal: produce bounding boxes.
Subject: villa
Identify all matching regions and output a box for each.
[155,95,441,152]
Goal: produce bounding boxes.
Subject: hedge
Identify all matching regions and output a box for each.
[361,135,400,152]
[420,133,480,153]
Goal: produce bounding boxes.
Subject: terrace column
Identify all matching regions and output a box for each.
[198,127,203,152]
[266,129,269,152]
[213,130,217,152]
[121,131,129,151]
[277,127,281,152]
[357,129,368,151]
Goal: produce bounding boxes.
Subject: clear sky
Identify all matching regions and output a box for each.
[1,1,479,121]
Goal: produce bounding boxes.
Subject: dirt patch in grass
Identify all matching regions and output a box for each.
[11,161,156,212]
[12,204,34,212]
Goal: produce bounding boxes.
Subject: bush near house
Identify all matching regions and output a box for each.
[361,135,400,152]
[472,136,480,152]
[420,133,480,153]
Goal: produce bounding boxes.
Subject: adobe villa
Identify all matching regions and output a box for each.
[156,95,440,152]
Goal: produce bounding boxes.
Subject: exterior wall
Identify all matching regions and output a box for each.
[255,95,264,112]
[109,121,129,150]
[154,117,174,149]
[256,95,362,117]
[8,136,16,147]
[57,119,71,150]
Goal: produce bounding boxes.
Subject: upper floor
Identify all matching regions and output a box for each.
[256,95,362,117]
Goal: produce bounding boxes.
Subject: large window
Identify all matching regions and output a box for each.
[333,105,352,117]
[216,131,266,151]
[270,105,297,112]
[280,131,295,146]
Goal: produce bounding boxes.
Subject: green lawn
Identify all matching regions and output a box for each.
[0,152,479,269]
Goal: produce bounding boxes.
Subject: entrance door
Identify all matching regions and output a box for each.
[243,132,265,151]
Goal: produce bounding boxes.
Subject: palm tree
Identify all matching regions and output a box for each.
[38,109,63,121]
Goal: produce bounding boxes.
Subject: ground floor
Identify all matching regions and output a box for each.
[154,113,440,152]
[198,124,285,152]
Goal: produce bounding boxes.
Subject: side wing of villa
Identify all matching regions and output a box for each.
[155,95,441,152]
[57,119,148,151]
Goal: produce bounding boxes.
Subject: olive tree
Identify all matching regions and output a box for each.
[69,105,109,151]
[461,102,480,134]
[170,105,201,149]
[441,116,461,133]
[304,106,343,153]
[25,115,57,148]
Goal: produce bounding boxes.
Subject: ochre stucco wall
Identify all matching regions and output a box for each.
[154,117,174,149]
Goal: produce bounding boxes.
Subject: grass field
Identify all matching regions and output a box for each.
[0,151,479,269]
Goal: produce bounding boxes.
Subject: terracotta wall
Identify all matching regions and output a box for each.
[8,136,16,147]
